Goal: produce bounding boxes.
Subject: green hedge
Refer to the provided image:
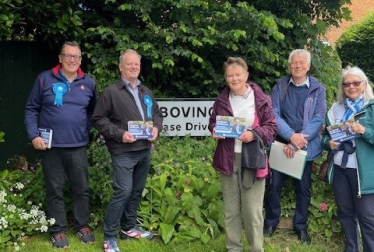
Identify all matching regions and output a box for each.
[336,11,374,81]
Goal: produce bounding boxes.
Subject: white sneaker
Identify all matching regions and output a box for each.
[103,239,120,252]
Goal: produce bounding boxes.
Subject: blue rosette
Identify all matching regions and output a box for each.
[52,82,68,106]
[143,95,153,119]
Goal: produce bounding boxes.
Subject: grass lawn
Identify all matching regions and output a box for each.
[6,228,344,252]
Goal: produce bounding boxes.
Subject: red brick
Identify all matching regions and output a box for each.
[325,0,374,45]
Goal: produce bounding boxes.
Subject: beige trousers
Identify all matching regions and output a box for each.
[221,153,265,252]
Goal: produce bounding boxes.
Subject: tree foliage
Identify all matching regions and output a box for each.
[80,0,293,96]
[0,0,350,98]
[249,0,350,92]
[0,0,83,42]
[336,11,374,82]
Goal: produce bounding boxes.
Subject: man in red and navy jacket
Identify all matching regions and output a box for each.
[25,41,96,249]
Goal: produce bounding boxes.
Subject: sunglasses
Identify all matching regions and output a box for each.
[342,81,363,88]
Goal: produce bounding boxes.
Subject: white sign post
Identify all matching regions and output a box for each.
[157,99,215,136]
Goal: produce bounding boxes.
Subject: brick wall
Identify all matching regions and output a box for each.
[325,0,374,45]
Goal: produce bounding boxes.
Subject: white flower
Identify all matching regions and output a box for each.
[0,190,7,203]
[38,216,47,225]
[7,204,17,213]
[0,217,9,229]
[40,225,48,232]
[19,212,30,220]
[49,218,56,225]
[15,182,24,190]
[30,206,39,217]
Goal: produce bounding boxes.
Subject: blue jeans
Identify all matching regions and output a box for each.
[333,165,374,252]
[104,149,151,239]
[42,147,90,234]
[265,161,312,232]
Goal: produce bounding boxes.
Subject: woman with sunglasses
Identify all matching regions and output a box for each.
[321,66,374,252]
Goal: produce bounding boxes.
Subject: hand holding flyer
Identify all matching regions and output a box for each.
[327,118,360,143]
[128,121,153,139]
[38,128,53,148]
[215,116,246,138]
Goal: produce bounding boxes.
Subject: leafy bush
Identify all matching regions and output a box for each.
[88,134,343,243]
[0,132,4,143]
[308,175,341,240]
[310,46,342,107]
[0,133,52,250]
[0,169,53,251]
[309,157,342,240]
[87,132,114,227]
[139,136,223,244]
[1,134,343,249]
[87,133,224,244]
[279,160,342,240]
[336,11,374,81]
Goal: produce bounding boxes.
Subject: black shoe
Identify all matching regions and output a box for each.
[51,232,69,249]
[76,227,95,244]
[263,225,276,236]
[297,230,311,244]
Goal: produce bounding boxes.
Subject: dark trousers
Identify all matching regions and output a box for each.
[332,165,374,252]
[265,161,312,232]
[42,147,90,234]
[103,149,151,239]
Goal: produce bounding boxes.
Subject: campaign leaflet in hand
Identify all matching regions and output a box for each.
[215,116,246,138]
[327,118,360,143]
[38,127,53,149]
[128,121,153,139]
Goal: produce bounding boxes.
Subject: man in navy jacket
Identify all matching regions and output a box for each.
[25,41,96,249]
[264,49,326,244]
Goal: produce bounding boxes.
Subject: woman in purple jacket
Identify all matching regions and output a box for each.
[208,57,277,252]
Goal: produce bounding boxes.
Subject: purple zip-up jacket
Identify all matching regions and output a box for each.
[208,82,278,176]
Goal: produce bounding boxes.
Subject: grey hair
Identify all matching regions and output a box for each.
[336,66,374,103]
[119,49,141,64]
[288,49,311,64]
[60,41,80,54]
[223,57,248,77]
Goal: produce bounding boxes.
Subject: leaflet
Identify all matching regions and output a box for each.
[38,127,53,149]
[326,118,360,143]
[128,121,153,139]
[215,116,246,138]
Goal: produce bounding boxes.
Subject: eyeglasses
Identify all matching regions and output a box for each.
[60,54,82,61]
[342,81,363,88]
